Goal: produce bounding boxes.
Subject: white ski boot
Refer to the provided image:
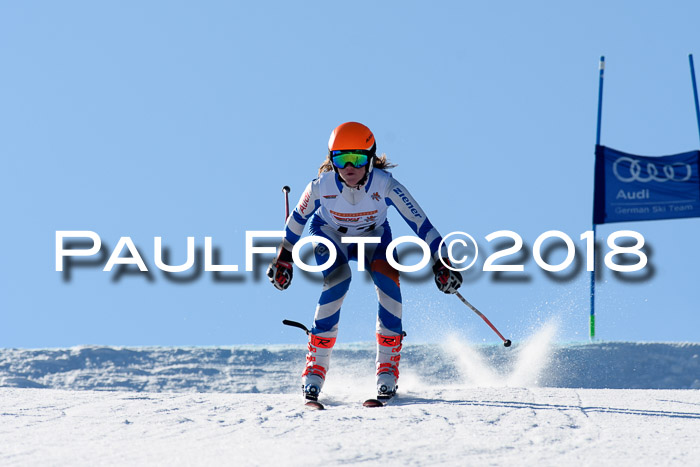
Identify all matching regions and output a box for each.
[375,333,402,398]
[301,334,336,401]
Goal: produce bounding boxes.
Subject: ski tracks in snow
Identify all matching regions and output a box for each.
[3,387,700,466]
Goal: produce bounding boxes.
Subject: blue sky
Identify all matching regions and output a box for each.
[1,1,699,347]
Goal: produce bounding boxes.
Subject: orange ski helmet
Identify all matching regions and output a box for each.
[328,122,377,154]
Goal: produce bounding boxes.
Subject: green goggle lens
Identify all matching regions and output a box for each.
[331,152,370,169]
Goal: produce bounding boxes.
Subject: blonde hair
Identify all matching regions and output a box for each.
[318,153,397,176]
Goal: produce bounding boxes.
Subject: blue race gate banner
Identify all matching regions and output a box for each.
[593,145,700,224]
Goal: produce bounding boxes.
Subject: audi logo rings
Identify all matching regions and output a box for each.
[613,156,692,183]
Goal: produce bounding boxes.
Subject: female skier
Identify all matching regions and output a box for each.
[267,122,463,402]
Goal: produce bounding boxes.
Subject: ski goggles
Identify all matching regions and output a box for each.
[330,150,372,169]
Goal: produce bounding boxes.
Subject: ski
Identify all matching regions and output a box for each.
[363,398,384,407]
[304,391,324,410]
[305,400,324,410]
[363,394,395,407]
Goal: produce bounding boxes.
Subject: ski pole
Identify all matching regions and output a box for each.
[283,185,291,222]
[279,187,308,334]
[455,291,512,347]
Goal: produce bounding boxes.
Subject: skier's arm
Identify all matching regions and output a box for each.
[384,178,446,261]
[282,180,321,251]
[268,180,321,290]
[385,178,462,294]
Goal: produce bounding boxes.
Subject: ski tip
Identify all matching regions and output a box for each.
[305,400,324,410]
[363,398,385,408]
[504,339,512,348]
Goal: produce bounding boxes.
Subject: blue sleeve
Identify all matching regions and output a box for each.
[385,178,446,260]
[282,180,320,249]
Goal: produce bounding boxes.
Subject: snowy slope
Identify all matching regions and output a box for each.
[1,335,700,465]
[1,387,699,466]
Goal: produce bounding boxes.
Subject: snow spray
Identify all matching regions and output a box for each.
[444,321,559,387]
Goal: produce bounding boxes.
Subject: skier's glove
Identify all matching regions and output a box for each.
[267,260,293,290]
[267,248,294,291]
[432,259,463,294]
